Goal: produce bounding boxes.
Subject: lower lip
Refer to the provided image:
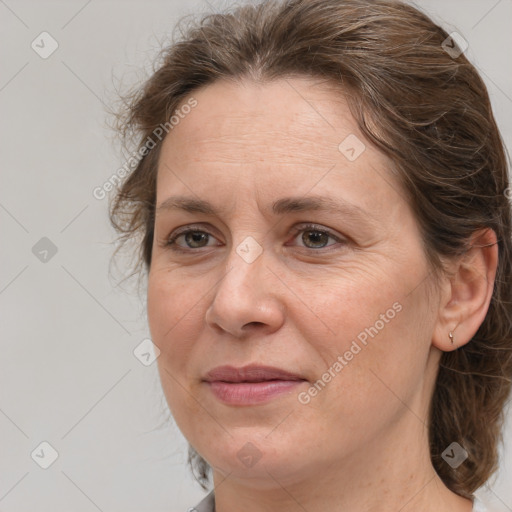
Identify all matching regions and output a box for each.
[206,380,305,405]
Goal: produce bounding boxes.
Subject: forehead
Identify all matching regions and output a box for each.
[156,77,403,213]
[162,77,358,162]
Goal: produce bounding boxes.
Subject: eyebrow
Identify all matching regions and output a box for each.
[155,195,376,224]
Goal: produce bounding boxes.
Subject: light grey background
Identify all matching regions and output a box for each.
[1,1,511,511]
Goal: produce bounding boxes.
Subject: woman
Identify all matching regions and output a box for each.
[110,0,512,510]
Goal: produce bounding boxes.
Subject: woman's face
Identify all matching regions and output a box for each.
[147,77,442,487]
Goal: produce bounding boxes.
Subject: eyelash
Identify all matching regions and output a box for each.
[163,223,347,253]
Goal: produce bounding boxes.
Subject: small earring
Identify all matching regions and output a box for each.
[449,331,455,344]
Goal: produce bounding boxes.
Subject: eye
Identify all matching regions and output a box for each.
[288,224,346,250]
[162,223,347,253]
[165,228,221,251]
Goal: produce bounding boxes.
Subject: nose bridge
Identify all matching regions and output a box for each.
[219,234,268,301]
[205,234,284,336]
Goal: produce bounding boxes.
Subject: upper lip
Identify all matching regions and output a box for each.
[203,365,306,383]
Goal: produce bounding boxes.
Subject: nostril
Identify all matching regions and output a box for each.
[244,321,265,329]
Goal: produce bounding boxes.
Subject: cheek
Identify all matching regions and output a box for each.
[289,265,405,353]
[147,271,208,424]
[297,259,433,399]
[147,270,205,362]
[333,293,432,425]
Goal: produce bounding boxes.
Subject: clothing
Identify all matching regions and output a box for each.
[189,491,215,511]
[473,496,489,512]
[189,492,488,511]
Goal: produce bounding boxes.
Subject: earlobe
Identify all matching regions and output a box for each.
[432,228,498,353]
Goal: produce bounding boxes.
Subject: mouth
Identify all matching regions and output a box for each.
[204,364,306,383]
[203,364,307,405]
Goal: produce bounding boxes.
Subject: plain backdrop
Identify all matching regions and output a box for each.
[1,1,511,511]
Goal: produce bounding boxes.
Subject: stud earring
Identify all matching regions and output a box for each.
[449,331,455,344]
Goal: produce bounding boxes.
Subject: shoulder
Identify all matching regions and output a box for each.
[473,495,502,512]
[187,491,215,512]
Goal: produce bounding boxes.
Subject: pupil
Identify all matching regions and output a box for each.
[303,230,328,248]
[186,232,208,247]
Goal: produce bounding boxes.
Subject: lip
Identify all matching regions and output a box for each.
[203,365,307,405]
[204,364,305,383]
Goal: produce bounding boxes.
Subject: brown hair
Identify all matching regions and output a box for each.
[110,0,512,498]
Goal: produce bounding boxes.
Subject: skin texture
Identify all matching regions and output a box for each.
[147,77,497,512]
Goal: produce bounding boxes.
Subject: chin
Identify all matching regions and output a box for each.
[198,431,320,488]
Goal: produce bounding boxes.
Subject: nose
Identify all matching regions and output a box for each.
[204,242,285,339]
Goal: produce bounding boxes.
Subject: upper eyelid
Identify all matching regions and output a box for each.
[289,223,341,237]
[168,222,222,239]
[169,222,338,236]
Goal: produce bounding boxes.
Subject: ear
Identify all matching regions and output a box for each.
[432,228,498,352]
